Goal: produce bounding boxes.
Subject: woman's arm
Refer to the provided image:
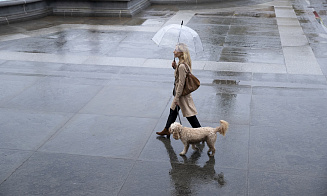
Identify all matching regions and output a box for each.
[173,64,187,105]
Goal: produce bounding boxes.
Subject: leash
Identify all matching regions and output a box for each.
[176,105,182,125]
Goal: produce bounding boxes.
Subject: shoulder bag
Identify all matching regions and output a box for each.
[182,64,200,96]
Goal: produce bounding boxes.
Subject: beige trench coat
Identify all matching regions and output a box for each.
[171,63,198,117]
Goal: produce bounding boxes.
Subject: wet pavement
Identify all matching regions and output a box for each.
[0,0,327,195]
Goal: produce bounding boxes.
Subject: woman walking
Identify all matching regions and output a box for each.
[156,43,201,138]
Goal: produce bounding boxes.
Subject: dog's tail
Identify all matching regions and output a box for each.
[215,120,229,136]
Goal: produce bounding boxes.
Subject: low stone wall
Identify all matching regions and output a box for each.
[50,0,150,17]
[149,0,224,4]
[0,0,150,25]
[0,0,51,25]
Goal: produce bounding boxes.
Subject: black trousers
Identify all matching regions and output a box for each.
[165,107,201,129]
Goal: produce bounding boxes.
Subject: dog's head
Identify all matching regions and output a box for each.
[169,122,183,140]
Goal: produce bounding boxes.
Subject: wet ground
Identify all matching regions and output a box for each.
[0,0,327,195]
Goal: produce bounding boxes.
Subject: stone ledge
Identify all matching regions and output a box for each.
[150,0,223,4]
[91,0,131,1]
[0,0,150,24]
[0,0,51,25]
[0,8,51,25]
[51,0,150,17]
[0,0,42,7]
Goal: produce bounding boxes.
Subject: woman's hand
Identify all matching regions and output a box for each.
[172,60,177,69]
[174,101,179,106]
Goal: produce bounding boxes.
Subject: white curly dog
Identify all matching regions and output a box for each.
[169,120,229,156]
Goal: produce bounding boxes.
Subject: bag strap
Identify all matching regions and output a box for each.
[176,63,191,77]
[184,63,191,74]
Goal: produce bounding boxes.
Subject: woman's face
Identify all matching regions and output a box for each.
[173,46,183,58]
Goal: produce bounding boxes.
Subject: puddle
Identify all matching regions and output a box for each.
[157,137,228,194]
[20,50,46,54]
[124,18,146,26]
[234,11,275,18]
[298,19,310,24]
[213,79,240,85]
[195,6,275,18]
[294,9,306,15]
[195,11,235,17]
[219,47,284,64]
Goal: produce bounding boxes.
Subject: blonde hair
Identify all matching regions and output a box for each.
[176,43,192,69]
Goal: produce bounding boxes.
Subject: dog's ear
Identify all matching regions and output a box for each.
[172,123,183,140]
[169,122,182,140]
[173,129,180,140]
[176,123,182,131]
[169,122,176,134]
[169,126,176,135]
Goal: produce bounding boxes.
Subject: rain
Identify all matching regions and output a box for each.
[0,0,326,195]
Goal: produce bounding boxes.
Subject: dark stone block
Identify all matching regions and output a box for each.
[0,0,51,25]
[49,0,150,17]
[0,0,150,25]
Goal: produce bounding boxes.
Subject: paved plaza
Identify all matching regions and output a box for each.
[0,0,326,195]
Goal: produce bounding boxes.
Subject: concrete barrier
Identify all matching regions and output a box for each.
[0,0,51,25]
[0,0,150,25]
[50,0,150,17]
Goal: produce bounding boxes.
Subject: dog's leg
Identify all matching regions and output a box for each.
[180,143,189,156]
[207,141,216,157]
[210,147,216,157]
[192,144,199,151]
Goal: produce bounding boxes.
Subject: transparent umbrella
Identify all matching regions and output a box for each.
[152,21,204,54]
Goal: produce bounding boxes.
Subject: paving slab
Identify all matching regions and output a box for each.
[276,17,301,26]
[0,152,135,196]
[283,46,323,75]
[193,85,252,125]
[275,7,297,18]
[248,171,327,196]
[0,59,6,65]
[317,58,327,75]
[79,85,171,118]
[0,149,33,184]
[0,108,73,150]
[3,80,103,113]
[249,124,327,177]
[204,61,287,73]
[0,74,43,105]
[119,160,248,196]
[39,114,158,159]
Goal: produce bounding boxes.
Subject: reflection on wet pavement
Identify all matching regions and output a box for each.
[0,3,285,65]
[157,136,226,195]
[294,0,327,75]
[187,6,283,63]
[213,79,240,85]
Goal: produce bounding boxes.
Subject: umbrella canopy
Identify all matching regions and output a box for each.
[152,23,204,54]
